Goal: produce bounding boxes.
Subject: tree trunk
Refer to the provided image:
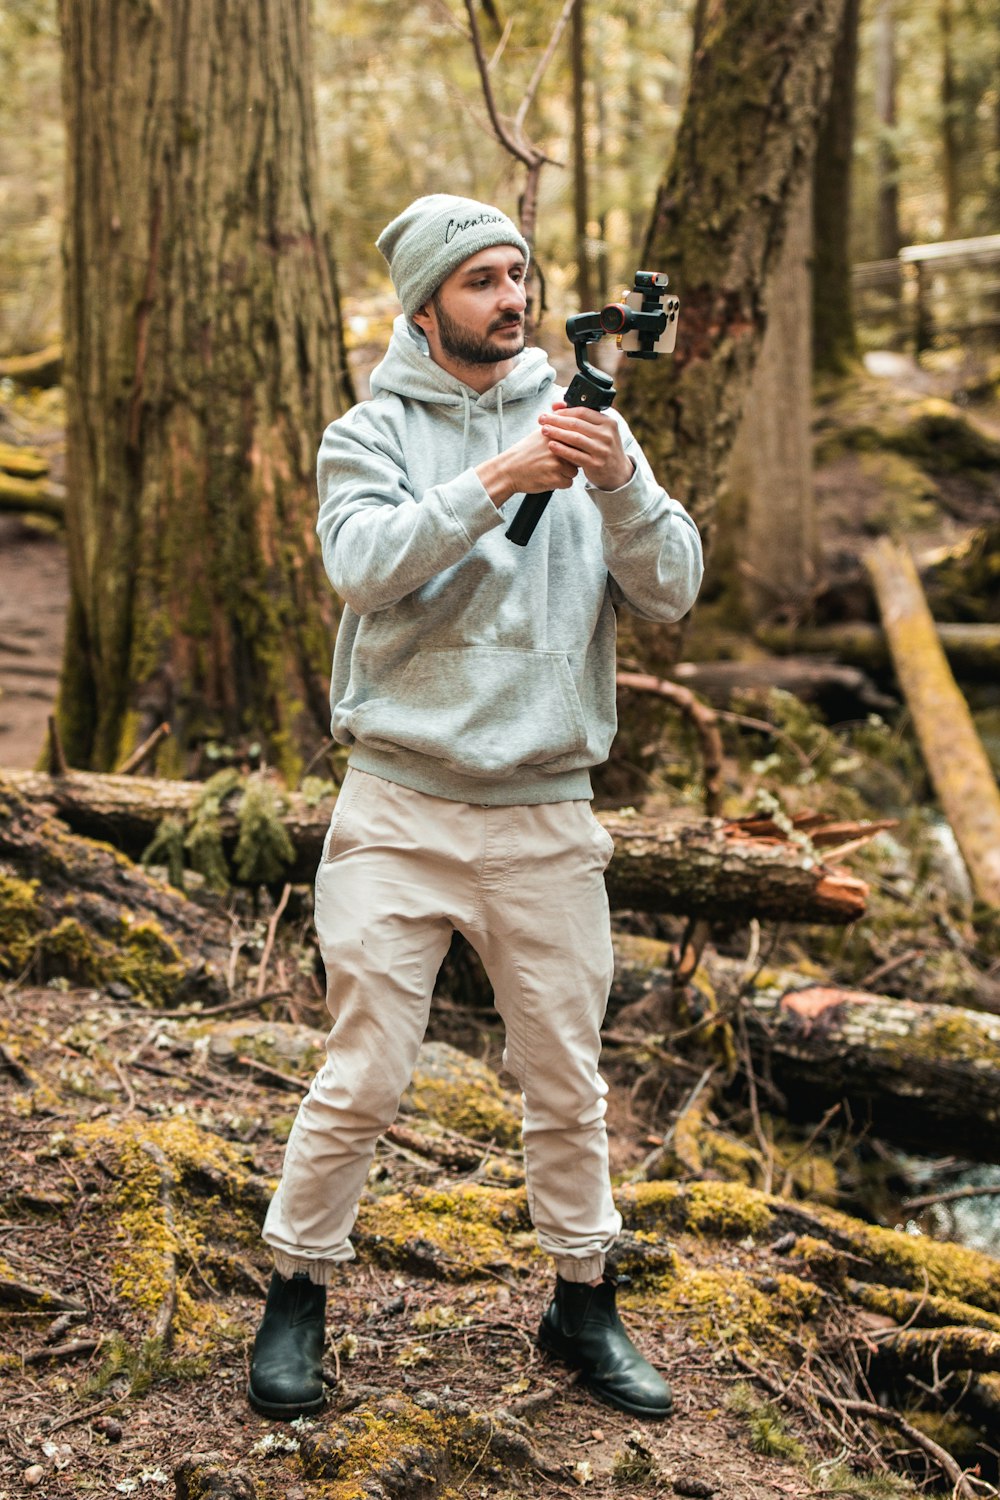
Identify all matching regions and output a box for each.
[1,768,870,924]
[866,538,1000,908]
[874,0,902,264]
[617,0,846,671]
[940,0,960,238]
[812,0,860,375]
[571,0,593,312]
[726,172,818,622]
[57,1,354,781]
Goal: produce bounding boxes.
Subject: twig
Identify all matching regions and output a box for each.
[778,1104,842,1197]
[139,1140,177,1347]
[111,1059,136,1117]
[44,1397,121,1435]
[630,1064,715,1181]
[24,1338,101,1365]
[233,1055,303,1093]
[115,722,171,775]
[616,671,724,817]
[152,987,292,1021]
[902,1183,1000,1212]
[860,948,923,991]
[257,883,292,998]
[0,1278,85,1313]
[514,0,578,135]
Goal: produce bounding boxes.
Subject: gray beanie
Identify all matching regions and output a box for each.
[376,194,530,316]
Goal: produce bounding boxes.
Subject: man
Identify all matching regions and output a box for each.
[248,194,703,1423]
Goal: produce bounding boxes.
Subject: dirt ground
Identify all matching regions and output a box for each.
[0,984,829,1500]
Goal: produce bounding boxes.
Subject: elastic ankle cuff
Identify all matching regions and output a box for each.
[555,1253,606,1284]
[272,1251,337,1286]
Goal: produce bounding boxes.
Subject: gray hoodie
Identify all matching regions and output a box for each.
[316,317,702,805]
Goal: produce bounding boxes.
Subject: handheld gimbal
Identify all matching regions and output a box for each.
[505,271,679,547]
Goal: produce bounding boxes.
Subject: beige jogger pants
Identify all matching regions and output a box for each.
[262,766,623,1284]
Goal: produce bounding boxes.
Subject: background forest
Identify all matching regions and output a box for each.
[3,2,1000,1499]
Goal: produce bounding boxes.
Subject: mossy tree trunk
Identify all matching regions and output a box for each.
[812,0,860,376]
[57,0,354,780]
[617,0,845,668]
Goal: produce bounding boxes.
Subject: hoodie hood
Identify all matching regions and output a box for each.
[370,315,555,409]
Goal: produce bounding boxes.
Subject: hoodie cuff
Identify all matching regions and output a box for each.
[438,468,506,543]
[584,460,652,527]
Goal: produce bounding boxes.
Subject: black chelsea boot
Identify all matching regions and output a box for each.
[538,1273,672,1419]
[247,1270,327,1419]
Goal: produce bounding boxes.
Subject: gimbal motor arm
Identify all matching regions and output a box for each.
[505,271,678,548]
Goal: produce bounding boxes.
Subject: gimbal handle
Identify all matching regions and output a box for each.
[505,366,615,547]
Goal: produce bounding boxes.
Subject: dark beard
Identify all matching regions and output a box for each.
[434,300,525,366]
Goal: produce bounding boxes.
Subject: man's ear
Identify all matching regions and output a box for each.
[411,302,432,334]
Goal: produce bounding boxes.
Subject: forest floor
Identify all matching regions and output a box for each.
[0,982,832,1500]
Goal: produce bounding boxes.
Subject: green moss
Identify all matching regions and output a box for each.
[406,1075,521,1150]
[0,872,41,972]
[652,1265,821,1354]
[618,1179,776,1239]
[71,1116,255,1337]
[356,1182,532,1278]
[727,1383,806,1460]
[298,1395,501,1495]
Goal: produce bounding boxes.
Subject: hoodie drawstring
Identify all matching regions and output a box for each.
[460,388,472,470]
[497,385,504,454]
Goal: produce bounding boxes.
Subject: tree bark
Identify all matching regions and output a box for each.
[812,0,860,374]
[617,0,846,670]
[726,171,817,621]
[874,0,901,265]
[939,0,960,239]
[571,0,593,312]
[1,768,870,923]
[866,538,1000,907]
[57,1,354,780]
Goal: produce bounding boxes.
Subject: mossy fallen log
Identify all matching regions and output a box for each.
[866,537,1000,907]
[607,934,1000,1164]
[1,768,871,924]
[0,776,231,1003]
[0,470,65,518]
[744,979,1000,1162]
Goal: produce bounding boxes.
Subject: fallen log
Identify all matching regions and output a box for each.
[0,470,65,518]
[757,621,1000,682]
[0,343,63,388]
[668,656,895,716]
[866,537,1000,907]
[606,933,1000,1164]
[0,776,232,1003]
[2,767,872,924]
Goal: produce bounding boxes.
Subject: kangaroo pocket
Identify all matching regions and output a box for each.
[351,647,588,779]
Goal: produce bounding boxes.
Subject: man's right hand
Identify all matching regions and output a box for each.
[476,428,580,509]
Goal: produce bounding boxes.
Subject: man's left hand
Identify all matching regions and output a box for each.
[537,403,635,492]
